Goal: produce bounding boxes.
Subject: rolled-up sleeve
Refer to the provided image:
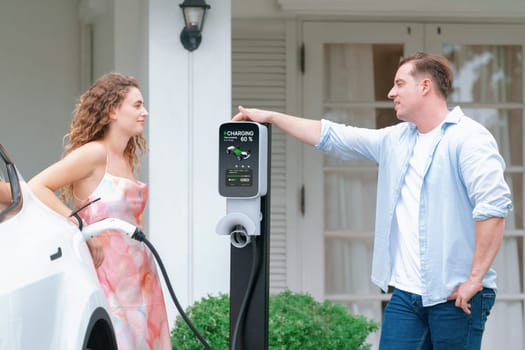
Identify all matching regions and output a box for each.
[315,119,387,162]
[460,128,513,221]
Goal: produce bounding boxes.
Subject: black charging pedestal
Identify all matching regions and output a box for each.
[229,125,270,350]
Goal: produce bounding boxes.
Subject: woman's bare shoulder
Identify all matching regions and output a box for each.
[68,141,107,166]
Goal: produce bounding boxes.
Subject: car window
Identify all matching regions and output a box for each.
[0,145,22,221]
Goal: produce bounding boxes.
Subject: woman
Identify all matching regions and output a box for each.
[29,72,171,349]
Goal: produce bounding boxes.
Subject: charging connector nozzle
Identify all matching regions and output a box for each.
[230,224,251,248]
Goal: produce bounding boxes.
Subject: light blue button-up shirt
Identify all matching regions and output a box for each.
[315,106,512,306]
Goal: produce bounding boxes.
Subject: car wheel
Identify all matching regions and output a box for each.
[82,307,118,350]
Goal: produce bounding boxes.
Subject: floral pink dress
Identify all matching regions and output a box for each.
[79,173,171,350]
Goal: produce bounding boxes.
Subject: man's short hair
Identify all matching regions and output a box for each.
[399,52,453,99]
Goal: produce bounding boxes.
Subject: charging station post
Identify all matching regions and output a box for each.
[216,121,270,350]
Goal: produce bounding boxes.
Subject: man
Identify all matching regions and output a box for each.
[232,52,512,349]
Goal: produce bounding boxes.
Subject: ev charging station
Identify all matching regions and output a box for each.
[216,121,270,350]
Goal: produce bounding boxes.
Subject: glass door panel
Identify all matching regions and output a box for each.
[321,44,402,303]
[325,237,376,295]
[444,45,522,104]
[324,44,404,103]
[324,170,377,232]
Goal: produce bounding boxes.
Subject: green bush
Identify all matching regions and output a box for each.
[171,290,379,350]
[171,293,230,350]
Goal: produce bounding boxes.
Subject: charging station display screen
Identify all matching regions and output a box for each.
[219,123,259,198]
[226,169,252,187]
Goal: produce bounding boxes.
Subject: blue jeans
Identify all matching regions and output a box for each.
[379,288,495,350]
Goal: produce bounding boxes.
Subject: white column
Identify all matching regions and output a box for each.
[148,0,231,328]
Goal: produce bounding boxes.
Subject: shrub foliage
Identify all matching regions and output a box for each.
[171,290,378,350]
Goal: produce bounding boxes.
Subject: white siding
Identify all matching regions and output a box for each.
[232,20,288,293]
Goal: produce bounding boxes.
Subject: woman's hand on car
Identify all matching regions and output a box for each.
[86,237,104,268]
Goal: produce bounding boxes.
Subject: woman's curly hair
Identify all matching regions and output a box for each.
[61,72,147,201]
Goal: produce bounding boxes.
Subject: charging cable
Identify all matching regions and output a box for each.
[133,229,261,350]
[69,197,101,230]
[131,229,213,350]
[82,218,261,350]
[230,237,260,350]
[134,228,261,350]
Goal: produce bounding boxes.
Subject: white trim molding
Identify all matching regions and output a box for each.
[276,0,525,19]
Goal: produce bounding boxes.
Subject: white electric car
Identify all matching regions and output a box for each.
[0,144,120,350]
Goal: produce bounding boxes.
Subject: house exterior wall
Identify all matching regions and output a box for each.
[0,0,80,178]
